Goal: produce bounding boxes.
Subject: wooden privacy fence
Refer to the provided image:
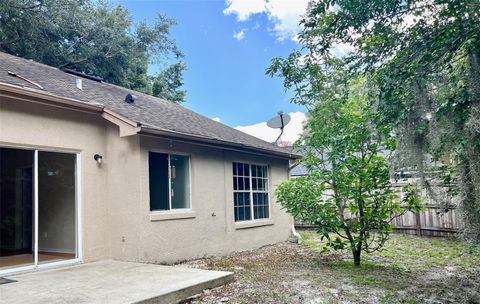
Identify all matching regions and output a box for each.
[390,181,461,237]
[391,205,460,237]
[295,207,461,237]
[295,181,462,237]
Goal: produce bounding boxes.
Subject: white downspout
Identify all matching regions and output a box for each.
[288,161,302,244]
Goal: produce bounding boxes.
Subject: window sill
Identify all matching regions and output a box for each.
[235,219,274,230]
[150,210,196,221]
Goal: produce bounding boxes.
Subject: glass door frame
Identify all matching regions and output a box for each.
[0,145,82,275]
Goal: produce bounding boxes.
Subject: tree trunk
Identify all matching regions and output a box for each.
[461,46,480,241]
[352,248,361,266]
[468,47,480,103]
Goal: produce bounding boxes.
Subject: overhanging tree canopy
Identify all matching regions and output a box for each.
[0,0,186,103]
[275,0,480,240]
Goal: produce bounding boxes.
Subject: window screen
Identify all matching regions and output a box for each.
[170,154,190,209]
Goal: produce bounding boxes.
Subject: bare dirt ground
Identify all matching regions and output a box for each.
[179,232,480,304]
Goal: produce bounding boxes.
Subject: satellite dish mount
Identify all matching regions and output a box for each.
[267,111,291,145]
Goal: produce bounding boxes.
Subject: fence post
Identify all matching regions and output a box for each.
[415,212,422,236]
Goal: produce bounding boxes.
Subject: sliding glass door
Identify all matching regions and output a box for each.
[0,147,79,273]
[0,148,34,270]
[37,151,77,265]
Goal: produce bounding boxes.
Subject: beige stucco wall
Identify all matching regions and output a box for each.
[0,96,293,265]
[105,136,293,264]
[0,97,110,261]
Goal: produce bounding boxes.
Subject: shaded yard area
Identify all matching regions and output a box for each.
[181,231,480,303]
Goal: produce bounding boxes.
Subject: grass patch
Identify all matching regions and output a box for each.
[186,232,480,303]
[299,230,480,271]
[297,230,480,303]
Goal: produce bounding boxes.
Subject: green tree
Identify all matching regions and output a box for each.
[274,74,422,266]
[279,0,480,240]
[0,0,186,102]
[151,62,186,104]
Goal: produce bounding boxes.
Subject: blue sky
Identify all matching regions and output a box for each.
[113,0,308,132]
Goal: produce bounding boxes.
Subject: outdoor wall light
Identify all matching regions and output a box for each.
[94,154,103,164]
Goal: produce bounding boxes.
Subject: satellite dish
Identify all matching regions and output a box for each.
[267,112,291,145]
[267,112,291,129]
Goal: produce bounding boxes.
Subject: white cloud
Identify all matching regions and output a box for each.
[224,0,310,42]
[233,29,247,40]
[331,42,356,57]
[212,117,221,122]
[235,111,307,145]
[265,0,310,41]
[223,0,266,21]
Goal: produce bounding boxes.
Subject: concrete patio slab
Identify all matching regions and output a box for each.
[0,261,234,304]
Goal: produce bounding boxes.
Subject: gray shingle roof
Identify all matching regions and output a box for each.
[290,164,308,177]
[0,52,300,159]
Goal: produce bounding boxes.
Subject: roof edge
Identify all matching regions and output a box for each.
[140,126,302,160]
[1,81,141,137]
[0,81,104,113]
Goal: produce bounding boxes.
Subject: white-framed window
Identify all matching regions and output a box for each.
[232,162,269,222]
[149,152,191,211]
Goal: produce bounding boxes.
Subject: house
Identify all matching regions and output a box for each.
[0,52,300,275]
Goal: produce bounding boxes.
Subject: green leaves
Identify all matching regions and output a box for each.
[401,183,423,214]
[278,0,480,240]
[274,70,414,264]
[275,175,327,225]
[151,62,187,103]
[0,0,186,103]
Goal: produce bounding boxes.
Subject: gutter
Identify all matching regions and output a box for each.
[140,126,302,160]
